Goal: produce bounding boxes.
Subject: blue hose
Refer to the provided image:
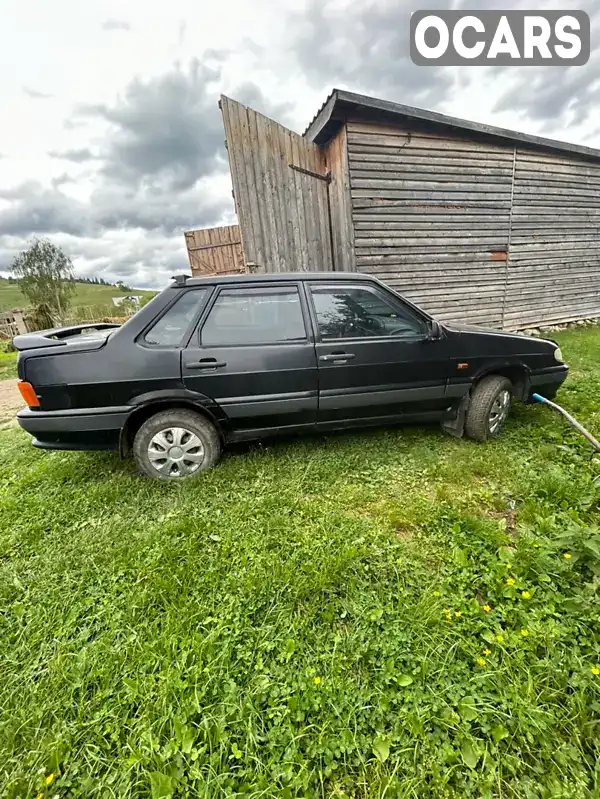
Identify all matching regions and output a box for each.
[532,393,600,452]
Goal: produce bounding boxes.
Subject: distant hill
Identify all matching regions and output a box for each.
[0,278,156,314]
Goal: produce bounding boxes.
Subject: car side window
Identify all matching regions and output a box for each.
[144,289,208,346]
[200,287,306,347]
[309,285,427,340]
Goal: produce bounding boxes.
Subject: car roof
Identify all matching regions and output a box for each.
[173,272,374,288]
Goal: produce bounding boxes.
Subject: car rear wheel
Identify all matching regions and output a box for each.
[132,409,221,480]
[465,375,512,443]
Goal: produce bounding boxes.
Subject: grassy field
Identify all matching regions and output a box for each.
[0,350,17,381]
[0,278,155,315]
[0,327,599,798]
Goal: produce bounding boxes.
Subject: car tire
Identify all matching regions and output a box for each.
[132,409,222,480]
[465,375,513,443]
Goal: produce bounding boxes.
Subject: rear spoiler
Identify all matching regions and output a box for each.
[12,323,120,352]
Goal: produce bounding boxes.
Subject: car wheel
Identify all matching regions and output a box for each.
[465,375,512,443]
[132,409,221,480]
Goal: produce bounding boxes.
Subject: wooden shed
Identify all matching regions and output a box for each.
[192,89,600,330]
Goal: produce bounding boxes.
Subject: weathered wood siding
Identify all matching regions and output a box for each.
[184,225,245,276]
[346,120,514,326]
[325,127,355,271]
[220,95,333,272]
[504,149,600,328]
[346,119,600,328]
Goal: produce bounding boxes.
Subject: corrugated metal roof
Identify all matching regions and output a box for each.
[304,88,600,162]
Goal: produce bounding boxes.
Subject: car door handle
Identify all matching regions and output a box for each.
[185,359,227,369]
[319,352,356,362]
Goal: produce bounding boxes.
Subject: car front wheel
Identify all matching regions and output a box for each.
[132,409,222,480]
[465,375,512,442]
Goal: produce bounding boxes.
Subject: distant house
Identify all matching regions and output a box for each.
[112,296,142,308]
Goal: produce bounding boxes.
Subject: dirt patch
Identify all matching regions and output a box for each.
[488,507,518,537]
[393,524,413,541]
[0,380,23,423]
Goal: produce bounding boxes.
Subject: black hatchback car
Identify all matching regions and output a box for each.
[14,273,568,480]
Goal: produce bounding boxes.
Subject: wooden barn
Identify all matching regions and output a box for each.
[185,89,600,330]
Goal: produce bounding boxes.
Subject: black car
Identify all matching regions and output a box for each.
[14,273,568,480]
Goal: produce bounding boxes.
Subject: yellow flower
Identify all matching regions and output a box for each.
[496,634,504,643]
[433,591,440,597]
[483,648,492,656]
[482,605,491,613]
[506,578,515,586]
[36,794,43,799]
[313,676,322,685]
[520,629,529,637]
[476,657,486,666]
[563,553,572,560]
[591,666,600,677]
[521,591,531,600]
[45,774,56,786]
[454,611,462,618]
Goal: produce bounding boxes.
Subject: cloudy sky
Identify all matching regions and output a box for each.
[0,0,598,288]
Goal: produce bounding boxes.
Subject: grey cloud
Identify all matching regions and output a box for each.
[0,179,230,239]
[232,81,296,128]
[23,87,53,99]
[0,183,90,237]
[290,0,455,109]
[452,0,600,130]
[493,46,600,129]
[290,0,600,132]
[51,173,77,189]
[79,59,227,192]
[102,19,131,31]
[0,244,21,272]
[48,147,99,163]
[77,57,296,192]
[89,182,232,235]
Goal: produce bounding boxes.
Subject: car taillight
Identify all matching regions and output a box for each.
[18,381,40,408]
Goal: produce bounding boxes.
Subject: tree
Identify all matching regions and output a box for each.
[11,238,75,323]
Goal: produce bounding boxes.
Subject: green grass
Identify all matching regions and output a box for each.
[0,350,17,381]
[0,278,156,316]
[1,327,600,798]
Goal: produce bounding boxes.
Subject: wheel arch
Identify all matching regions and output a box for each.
[120,394,225,457]
[472,362,530,402]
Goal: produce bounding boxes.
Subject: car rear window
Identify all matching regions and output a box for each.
[144,289,208,346]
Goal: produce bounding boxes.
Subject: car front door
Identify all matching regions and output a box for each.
[182,283,318,434]
[306,281,452,424]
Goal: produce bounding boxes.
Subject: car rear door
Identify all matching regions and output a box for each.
[182,283,318,433]
[305,281,452,424]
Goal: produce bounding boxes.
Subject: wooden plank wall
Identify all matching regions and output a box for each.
[220,95,333,273]
[345,119,600,329]
[325,126,356,271]
[184,225,245,276]
[504,149,600,328]
[346,120,514,327]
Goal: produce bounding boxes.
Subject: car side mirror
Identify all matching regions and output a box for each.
[426,320,443,341]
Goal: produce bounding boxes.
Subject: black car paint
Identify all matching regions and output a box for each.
[15,273,568,453]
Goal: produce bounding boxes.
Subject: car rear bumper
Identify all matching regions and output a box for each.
[528,364,568,400]
[17,407,128,451]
